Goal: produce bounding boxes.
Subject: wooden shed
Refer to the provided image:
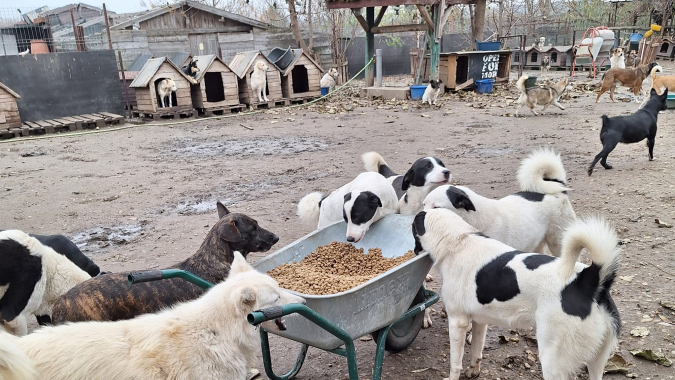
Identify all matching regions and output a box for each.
[279,49,324,101]
[0,82,21,135]
[129,57,197,118]
[189,54,242,115]
[657,38,675,61]
[230,51,285,108]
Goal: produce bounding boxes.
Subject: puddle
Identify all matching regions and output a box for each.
[466,147,515,157]
[166,137,330,158]
[71,223,145,253]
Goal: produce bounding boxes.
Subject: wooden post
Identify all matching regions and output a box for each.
[103,3,113,50]
[118,50,131,118]
[365,7,375,86]
[70,9,82,51]
[429,5,440,81]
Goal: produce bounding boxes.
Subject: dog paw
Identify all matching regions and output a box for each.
[466,331,473,345]
[649,157,656,161]
[423,313,433,329]
[425,274,433,282]
[603,165,613,170]
[440,309,447,318]
[466,361,481,378]
[587,169,593,176]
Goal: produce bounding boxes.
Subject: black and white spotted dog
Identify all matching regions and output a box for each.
[0,230,91,335]
[362,152,451,215]
[423,148,576,256]
[412,209,620,380]
[297,172,398,242]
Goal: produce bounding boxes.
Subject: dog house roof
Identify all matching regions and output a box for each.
[0,82,20,98]
[129,57,197,88]
[279,49,325,76]
[229,50,276,79]
[190,54,232,81]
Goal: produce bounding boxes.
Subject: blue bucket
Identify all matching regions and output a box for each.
[321,87,329,96]
[475,79,495,94]
[475,39,501,51]
[410,85,427,100]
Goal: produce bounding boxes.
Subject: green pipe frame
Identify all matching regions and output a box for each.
[127,269,214,289]
[249,288,439,380]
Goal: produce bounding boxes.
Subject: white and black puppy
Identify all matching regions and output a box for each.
[412,209,621,380]
[297,172,398,242]
[362,152,450,215]
[424,149,575,256]
[422,79,443,106]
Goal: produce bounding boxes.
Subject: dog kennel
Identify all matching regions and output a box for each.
[657,38,675,61]
[278,49,324,100]
[229,51,284,107]
[0,82,21,133]
[188,54,241,115]
[129,57,197,117]
[438,50,512,90]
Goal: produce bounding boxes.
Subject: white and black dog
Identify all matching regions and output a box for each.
[0,230,91,336]
[297,172,398,242]
[362,152,451,215]
[422,79,443,106]
[412,209,620,380]
[423,148,576,256]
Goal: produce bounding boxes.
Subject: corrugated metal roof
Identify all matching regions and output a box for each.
[129,58,165,88]
[190,54,219,81]
[229,50,260,79]
[280,49,325,76]
[127,52,190,72]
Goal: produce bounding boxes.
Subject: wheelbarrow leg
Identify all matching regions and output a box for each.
[372,323,392,380]
[259,328,308,380]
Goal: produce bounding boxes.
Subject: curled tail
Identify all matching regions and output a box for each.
[516,75,528,94]
[651,64,663,83]
[517,148,570,194]
[297,192,323,227]
[0,333,36,380]
[361,152,397,178]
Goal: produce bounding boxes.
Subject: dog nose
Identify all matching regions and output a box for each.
[271,235,279,244]
[346,236,355,243]
[443,170,450,179]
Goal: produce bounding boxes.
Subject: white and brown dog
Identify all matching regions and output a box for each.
[610,47,626,69]
[297,172,398,242]
[251,61,269,103]
[412,209,621,380]
[320,68,339,92]
[156,78,177,108]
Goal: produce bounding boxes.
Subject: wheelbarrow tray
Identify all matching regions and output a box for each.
[253,214,433,350]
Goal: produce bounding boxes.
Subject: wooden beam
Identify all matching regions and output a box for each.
[327,0,440,10]
[371,23,429,34]
[374,6,388,27]
[351,8,370,32]
[416,5,435,33]
[145,26,252,36]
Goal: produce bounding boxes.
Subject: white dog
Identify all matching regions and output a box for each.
[412,209,621,380]
[422,79,443,106]
[424,148,576,256]
[156,78,177,108]
[251,61,269,103]
[0,252,304,380]
[610,47,626,69]
[0,230,90,336]
[320,68,339,92]
[297,172,398,242]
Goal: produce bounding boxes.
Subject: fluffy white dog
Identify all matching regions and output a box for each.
[320,68,339,92]
[156,78,177,108]
[251,61,269,102]
[413,209,621,380]
[0,252,304,380]
[610,48,626,69]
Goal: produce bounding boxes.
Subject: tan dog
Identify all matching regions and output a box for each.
[595,62,659,103]
[515,75,568,116]
[650,65,675,95]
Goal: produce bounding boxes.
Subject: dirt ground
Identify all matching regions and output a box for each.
[1,61,674,380]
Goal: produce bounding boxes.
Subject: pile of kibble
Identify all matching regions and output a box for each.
[268,242,415,295]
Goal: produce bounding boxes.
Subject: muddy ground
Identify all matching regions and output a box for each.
[1,63,674,380]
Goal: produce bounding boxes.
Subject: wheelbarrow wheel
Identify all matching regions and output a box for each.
[370,287,425,353]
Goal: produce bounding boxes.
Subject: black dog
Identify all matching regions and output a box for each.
[51,202,279,323]
[181,58,199,78]
[588,88,668,176]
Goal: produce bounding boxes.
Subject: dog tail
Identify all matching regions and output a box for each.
[297,192,323,227]
[557,216,621,289]
[361,152,396,178]
[516,75,528,94]
[517,148,570,194]
[651,64,663,83]
[0,333,36,380]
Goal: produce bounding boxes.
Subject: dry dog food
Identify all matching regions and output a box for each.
[268,242,415,295]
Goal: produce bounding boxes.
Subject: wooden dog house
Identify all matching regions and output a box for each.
[129,57,197,118]
[189,54,242,115]
[0,82,21,137]
[229,51,284,108]
[657,38,675,61]
[279,49,324,101]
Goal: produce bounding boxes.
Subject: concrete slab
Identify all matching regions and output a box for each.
[360,86,410,100]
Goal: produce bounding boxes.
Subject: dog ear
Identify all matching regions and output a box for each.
[218,220,241,242]
[230,251,253,276]
[217,201,230,219]
[368,193,382,208]
[239,287,257,309]
[413,211,426,236]
[446,187,476,212]
[402,169,414,191]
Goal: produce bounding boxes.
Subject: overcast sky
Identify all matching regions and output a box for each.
[21,0,150,15]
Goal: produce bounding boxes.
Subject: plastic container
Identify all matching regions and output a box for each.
[266,47,294,70]
[475,39,501,51]
[524,76,537,89]
[321,87,329,96]
[666,93,675,109]
[30,40,49,54]
[475,79,495,94]
[410,85,427,100]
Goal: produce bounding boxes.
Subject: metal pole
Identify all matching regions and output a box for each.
[103,3,113,50]
[365,7,375,87]
[70,9,80,51]
[375,49,382,87]
[118,50,131,118]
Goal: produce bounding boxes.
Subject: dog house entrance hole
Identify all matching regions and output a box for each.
[551,52,558,63]
[291,65,309,93]
[661,43,669,53]
[531,52,538,62]
[204,72,225,102]
[455,56,468,84]
[155,78,178,108]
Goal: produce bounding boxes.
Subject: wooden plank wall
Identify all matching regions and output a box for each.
[135,88,154,113]
[0,88,21,128]
[110,30,149,69]
[198,60,239,108]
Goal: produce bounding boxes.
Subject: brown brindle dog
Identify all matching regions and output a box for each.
[596,62,659,103]
[51,202,279,323]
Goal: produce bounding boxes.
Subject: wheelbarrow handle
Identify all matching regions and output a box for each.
[128,270,164,283]
[247,303,307,326]
[127,269,214,289]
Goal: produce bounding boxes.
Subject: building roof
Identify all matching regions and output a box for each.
[280,49,324,76]
[45,3,103,15]
[524,45,572,53]
[190,54,231,81]
[0,82,20,98]
[110,1,268,31]
[229,50,276,79]
[129,56,197,88]
[127,52,191,71]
